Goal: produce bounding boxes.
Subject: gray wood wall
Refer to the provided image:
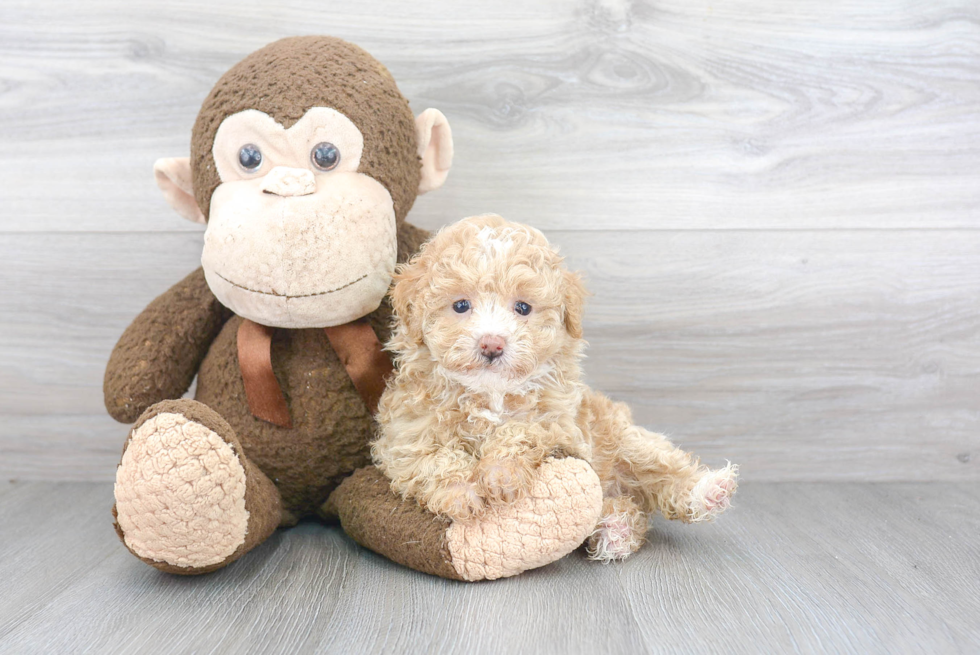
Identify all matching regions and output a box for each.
[1,0,977,481]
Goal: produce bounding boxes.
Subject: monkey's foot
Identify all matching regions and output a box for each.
[446,457,603,580]
[113,400,280,574]
[330,457,603,581]
[687,463,739,523]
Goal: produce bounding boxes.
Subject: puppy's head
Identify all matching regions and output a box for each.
[390,214,587,392]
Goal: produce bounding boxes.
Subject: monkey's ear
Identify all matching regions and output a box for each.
[562,269,589,340]
[415,109,453,195]
[153,157,206,224]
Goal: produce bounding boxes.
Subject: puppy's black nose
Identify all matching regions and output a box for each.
[479,335,506,361]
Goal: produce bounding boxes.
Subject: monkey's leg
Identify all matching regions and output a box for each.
[113,399,281,575]
[325,457,603,581]
[613,425,738,524]
[586,496,648,562]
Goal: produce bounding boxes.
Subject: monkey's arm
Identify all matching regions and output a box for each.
[104,267,232,423]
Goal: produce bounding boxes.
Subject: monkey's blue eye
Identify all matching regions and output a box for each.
[514,301,532,316]
[311,142,340,171]
[453,300,471,314]
[238,144,262,171]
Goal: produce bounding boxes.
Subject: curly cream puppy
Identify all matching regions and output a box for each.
[372,214,738,560]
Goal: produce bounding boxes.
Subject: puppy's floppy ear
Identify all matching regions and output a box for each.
[390,256,428,346]
[562,269,588,339]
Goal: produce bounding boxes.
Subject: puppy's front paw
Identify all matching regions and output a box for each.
[475,457,534,505]
[426,482,485,521]
[688,463,739,522]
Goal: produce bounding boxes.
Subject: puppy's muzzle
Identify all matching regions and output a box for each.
[479,334,506,363]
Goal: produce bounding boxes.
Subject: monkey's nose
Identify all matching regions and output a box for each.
[261,167,316,197]
[479,335,506,361]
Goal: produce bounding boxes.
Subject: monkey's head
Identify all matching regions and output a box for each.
[153,36,453,328]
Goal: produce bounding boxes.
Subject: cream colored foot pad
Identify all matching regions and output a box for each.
[446,457,603,581]
[114,412,249,568]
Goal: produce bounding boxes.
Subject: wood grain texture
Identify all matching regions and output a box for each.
[0,0,978,481]
[0,0,977,232]
[1,481,978,654]
[1,229,976,481]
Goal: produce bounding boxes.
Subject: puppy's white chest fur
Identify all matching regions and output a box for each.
[468,394,534,427]
[471,404,506,426]
[461,387,533,425]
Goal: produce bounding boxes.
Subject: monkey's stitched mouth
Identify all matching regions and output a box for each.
[213,271,369,299]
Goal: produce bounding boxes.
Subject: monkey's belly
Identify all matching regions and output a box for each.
[194,316,374,521]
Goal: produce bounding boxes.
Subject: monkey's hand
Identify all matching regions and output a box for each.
[104,267,231,423]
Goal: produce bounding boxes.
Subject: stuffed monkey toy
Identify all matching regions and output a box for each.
[104,36,602,581]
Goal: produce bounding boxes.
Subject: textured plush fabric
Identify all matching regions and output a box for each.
[103,269,232,424]
[105,222,426,520]
[445,457,603,581]
[195,315,374,520]
[331,459,603,582]
[328,466,463,581]
[190,36,421,224]
[116,412,249,568]
[113,399,281,575]
[202,171,397,328]
[153,157,206,224]
[211,108,365,184]
[107,36,601,580]
[414,108,453,194]
[188,221,428,521]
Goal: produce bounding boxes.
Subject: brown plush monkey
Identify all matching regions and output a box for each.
[105,36,602,580]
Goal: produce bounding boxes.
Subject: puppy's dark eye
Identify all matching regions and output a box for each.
[452,300,471,314]
[514,301,532,316]
[311,142,340,171]
[238,144,262,171]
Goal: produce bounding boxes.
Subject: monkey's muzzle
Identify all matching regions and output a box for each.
[261,166,316,197]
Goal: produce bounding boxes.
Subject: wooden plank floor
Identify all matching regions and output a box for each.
[1,481,977,654]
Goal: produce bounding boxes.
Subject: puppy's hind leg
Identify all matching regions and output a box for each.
[615,424,738,524]
[586,496,648,562]
[688,460,738,521]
